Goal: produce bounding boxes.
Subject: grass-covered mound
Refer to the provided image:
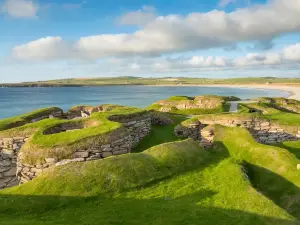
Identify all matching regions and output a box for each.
[213,125,300,220]
[179,100,300,135]
[147,95,238,115]
[1,139,207,196]
[0,107,62,131]
[1,138,298,225]
[256,97,300,114]
[240,102,300,126]
[0,105,147,164]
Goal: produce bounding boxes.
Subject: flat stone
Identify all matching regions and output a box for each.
[0,167,11,173]
[3,167,16,177]
[45,158,57,164]
[0,179,7,188]
[127,121,137,126]
[102,147,112,152]
[55,160,72,166]
[72,151,89,158]
[1,149,14,156]
[102,144,111,148]
[0,160,11,167]
[102,152,113,158]
[113,150,128,155]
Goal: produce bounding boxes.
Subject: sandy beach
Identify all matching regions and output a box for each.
[196,84,300,101]
[150,84,300,101]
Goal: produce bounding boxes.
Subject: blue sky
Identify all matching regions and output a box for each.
[0,0,300,82]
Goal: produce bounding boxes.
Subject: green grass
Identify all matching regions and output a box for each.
[148,95,231,115]
[3,77,300,87]
[243,102,300,126]
[274,141,300,159]
[1,138,298,225]
[0,107,61,131]
[133,115,187,152]
[0,106,147,164]
[213,125,300,220]
[2,97,300,224]
[167,96,190,101]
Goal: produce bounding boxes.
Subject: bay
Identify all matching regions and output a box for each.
[0,86,288,119]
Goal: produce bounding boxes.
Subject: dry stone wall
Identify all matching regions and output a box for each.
[15,113,152,186]
[109,113,151,147]
[175,117,300,145]
[0,137,27,189]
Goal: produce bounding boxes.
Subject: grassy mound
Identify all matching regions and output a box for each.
[256,97,300,114]
[2,139,208,196]
[0,107,62,131]
[0,105,147,164]
[147,95,234,115]
[1,138,298,225]
[213,125,300,219]
[240,102,300,126]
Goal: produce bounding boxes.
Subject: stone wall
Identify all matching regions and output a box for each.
[15,113,152,186]
[109,113,151,147]
[175,117,300,145]
[30,109,63,122]
[17,130,133,184]
[0,137,27,189]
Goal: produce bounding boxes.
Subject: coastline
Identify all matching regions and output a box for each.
[146,84,300,101]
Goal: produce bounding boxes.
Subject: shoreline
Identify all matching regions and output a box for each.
[145,84,300,100]
[1,83,299,100]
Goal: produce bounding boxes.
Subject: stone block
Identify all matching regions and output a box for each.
[3,167,16,177]
[45,158,57,164]
[113,150,128,155]
[0,160,11,167]
[127,121,137,126]
[102,147,112,152]
[102,152,113,158]
[73,151,89,158]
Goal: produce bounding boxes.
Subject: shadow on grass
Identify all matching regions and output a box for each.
[245,162,300,220]
[273,143,300,159]
[1,142,298,224]
[0,190,299,225]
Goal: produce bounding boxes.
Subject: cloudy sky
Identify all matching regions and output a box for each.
[0,0,300,82]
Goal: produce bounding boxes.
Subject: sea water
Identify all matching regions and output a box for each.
[0,86,289,119]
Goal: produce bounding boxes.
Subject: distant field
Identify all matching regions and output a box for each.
[2,77,300,87]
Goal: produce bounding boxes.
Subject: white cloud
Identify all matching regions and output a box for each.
[283,43,300,62]
[11,0,300,60]
[1,0,38,18]
[12,37,67,60]
[117,5,156,27]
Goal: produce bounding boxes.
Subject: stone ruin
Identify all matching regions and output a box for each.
[0,107,152,189]
[175,117,300,148]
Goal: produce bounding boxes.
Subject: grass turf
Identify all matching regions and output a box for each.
[133,115,187,152]
[0,106,146,164]
[1,138,298,225]
[213,125,300,220]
